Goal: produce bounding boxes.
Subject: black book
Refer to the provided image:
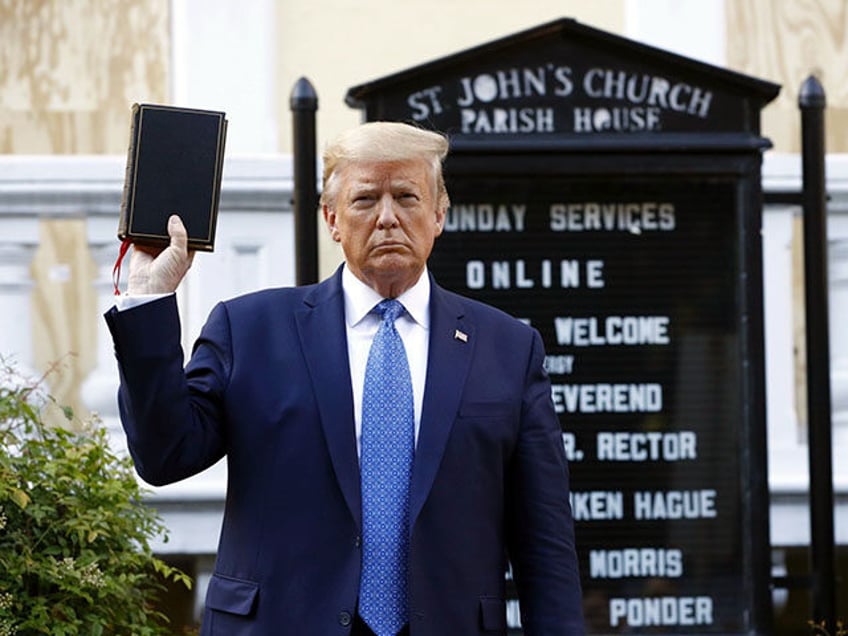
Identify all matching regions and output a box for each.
[119,103,228,251]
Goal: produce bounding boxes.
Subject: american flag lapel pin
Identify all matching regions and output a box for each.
[454,329,468,343]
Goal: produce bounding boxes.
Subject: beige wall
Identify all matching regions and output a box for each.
[0,0,169,415]
[0,0,170,155]
[275,1,624,154]
[726,0,848,153]
[274,1,625,276]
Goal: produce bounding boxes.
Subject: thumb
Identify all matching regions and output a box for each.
[168,214,189,253]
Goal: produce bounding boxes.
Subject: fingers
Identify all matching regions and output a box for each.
[126,246,154,294]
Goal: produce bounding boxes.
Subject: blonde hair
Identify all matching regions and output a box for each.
[320,121,450,210]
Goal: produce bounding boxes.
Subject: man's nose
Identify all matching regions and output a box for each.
[375,196,400,228]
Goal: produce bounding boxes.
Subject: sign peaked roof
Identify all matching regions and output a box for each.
[345,18,780,138]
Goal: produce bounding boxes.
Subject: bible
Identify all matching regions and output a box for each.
[118,103,228,251]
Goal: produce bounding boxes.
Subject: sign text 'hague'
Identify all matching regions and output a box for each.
[407,64,713,134]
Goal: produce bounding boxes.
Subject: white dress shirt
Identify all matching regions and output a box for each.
[341,264,430,457]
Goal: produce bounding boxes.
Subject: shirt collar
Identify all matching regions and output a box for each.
[342,264,431,329]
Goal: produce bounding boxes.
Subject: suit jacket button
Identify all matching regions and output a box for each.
[354,535,361,548]
[339,611,352,627]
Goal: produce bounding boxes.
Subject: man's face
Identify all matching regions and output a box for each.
[324,159,445,298]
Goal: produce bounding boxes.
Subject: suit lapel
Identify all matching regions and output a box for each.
[409,278,473,532]
[295,269,362,528]
[294,270,474,533]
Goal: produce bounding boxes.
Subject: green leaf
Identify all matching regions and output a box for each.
[10,487,30,509]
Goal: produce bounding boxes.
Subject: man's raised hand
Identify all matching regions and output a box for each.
[127,215,195,295]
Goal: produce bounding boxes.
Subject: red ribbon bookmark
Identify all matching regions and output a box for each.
[112,238,132,296]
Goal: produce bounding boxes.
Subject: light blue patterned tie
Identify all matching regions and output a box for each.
[359,299,414,636]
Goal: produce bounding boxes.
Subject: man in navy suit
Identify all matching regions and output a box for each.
[106,122,584,635]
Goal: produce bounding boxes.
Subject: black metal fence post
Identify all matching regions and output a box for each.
[290,77,319,286]
[799,74,836,630]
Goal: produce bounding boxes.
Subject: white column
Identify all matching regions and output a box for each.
[79,240,124,446]
[624,0,726,66]
[762,207,809,492]
[0,241,37,378]
[829,239,848,448]
[171,0,278,153]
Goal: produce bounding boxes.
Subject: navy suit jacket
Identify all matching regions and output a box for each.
[105,268,583,635]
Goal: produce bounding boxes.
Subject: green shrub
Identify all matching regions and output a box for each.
[0,361,191,635]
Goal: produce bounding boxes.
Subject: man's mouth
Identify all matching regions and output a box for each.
[374,241,405,250]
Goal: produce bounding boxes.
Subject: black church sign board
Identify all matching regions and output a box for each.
[346,18,780,634]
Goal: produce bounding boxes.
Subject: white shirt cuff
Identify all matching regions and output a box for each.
[115,292,174,311]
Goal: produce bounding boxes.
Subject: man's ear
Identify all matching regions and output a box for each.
[433,206,447,237]
[323,205,341,242]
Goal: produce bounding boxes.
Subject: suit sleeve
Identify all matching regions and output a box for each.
[104,294,232,486]
[506,329,585,635]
